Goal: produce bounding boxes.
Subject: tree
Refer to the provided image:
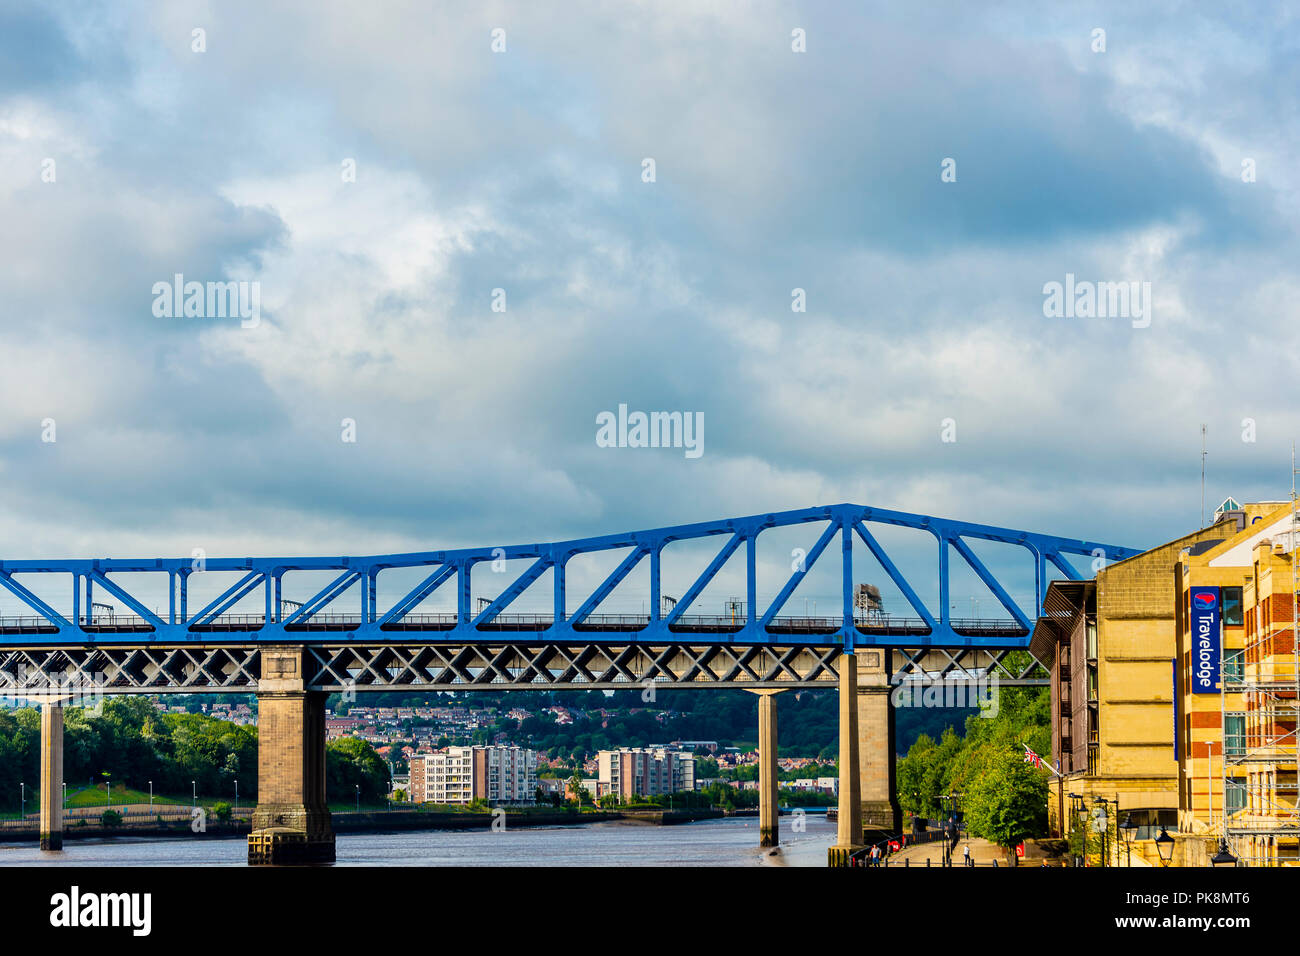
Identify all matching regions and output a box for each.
[895,727,960,819]
[962,745,1048,861]
[568,773,592,806]
[896,733,937,818]
[326,737,391,804]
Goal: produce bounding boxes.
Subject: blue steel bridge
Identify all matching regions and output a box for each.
[1,501,1141,863]
[0,502,1138,648]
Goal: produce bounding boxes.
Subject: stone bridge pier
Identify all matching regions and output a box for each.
[749,689,785,848]
[39,700,64,851]
[828,648,901,866]
[856,649,901,844]
[248,645,334,865]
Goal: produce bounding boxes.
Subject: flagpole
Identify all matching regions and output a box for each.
[1021,742,1069,850]
[1024,743,1062,778]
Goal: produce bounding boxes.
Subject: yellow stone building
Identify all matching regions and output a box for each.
[1032,499,1285,866]
[1173,501,1300,865]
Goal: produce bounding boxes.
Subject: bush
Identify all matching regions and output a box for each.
[100,809,123,828]
[211,801,232,822]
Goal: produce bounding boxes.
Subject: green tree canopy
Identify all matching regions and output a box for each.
[962,745,1048,854]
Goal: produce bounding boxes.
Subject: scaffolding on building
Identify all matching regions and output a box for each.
[1221,454,1300,865]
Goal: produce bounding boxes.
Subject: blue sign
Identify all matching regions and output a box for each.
[1191,586,1221,694]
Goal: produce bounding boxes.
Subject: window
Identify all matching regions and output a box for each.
[1223,649,1244,684]
[1225,713,1246,757]
[1223,587,1244,627]
[1225,779,1247,815]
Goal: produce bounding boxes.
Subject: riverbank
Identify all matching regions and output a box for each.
[0,806,726,843]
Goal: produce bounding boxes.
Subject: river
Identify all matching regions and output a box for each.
[0,811,836,867]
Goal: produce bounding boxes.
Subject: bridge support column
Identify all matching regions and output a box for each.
[39,701,63,851]
[751,689,784,848]
[857,649,901,843]
[828,651,864,867]
[248,646,334,865]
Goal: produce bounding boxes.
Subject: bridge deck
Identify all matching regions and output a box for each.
[0,640,1046,695]
[0,612,1027,641]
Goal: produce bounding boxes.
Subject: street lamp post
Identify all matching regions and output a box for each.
[234,780,239,814]
[939,794,961,866]
[1068,794,1087,866]
[937,795,948,865]
[1211,839,1238,867]
[1120,813,1138,867]
[20,783,25,820]
[355,784,360,813]
[1093,797,1120,867]
[148,781,153,810]
[1154,827,1175,867]
[191,780,196,810]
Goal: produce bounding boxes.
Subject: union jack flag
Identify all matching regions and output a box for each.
[1022,744,1044,768]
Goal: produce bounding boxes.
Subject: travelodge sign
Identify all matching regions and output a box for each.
[1190,586,1221,694]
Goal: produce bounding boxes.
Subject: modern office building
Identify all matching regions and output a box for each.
[407,745,539,805]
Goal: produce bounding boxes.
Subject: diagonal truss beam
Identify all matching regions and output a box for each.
[377,564,456,627]
[0,572,70,628]
[760,521,839,627]
[88,571,164,628]
[665,534,744,626]
[187,571,265,627]
[282,570,361,626]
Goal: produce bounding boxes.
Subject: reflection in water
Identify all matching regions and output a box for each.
[0,812,836,867]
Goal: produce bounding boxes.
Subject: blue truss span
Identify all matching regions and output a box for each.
[0,503,1141,648]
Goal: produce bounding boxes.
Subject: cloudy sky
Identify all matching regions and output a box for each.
[1,1,1297,616]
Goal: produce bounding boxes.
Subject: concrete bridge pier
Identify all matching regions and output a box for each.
[828,650,864,867]
[39,700,63,851]
[751,689,785,847]
[856,649,901,843]
[248,646,334,865]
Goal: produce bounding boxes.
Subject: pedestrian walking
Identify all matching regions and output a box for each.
[963,843,971,867]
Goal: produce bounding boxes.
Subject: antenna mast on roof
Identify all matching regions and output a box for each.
[1201,424,1207,528]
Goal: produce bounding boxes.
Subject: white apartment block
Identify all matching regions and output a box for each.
[408,745,539,805]
[596,748,696,800]
[480,744,539,804]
